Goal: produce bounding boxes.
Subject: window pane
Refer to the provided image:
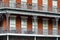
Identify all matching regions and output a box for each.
[21,17,27,31]
[43,19,48,29]
[53,20,57,29]
[10,0,16,7]
[10,17,16,30]
[32,19,37,32]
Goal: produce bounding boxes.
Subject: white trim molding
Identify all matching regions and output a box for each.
[0,10,60,18]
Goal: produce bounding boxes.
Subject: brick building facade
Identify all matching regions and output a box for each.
[0,0,60,40]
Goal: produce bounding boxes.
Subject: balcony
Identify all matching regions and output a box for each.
[0,2,59,14]
[2,29,58,35]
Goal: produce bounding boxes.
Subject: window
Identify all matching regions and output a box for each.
[42,0,48,12]
[21,16,27,33]
[21,0,27,2]
[53,19,58,35]
[43,19,48,29]
[43,0,48,6]
[43,19,48,35]
[53,20,57,29]
[32,0,37,3]
[32,18,37,33]
[21,0,27,9]
[10,17,16,30]
[52,0,57,8]
[10,0,16,7]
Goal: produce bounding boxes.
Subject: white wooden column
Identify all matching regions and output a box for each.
[34,36,36,40]
[56,18,59,35]
[33,16,37,34]
[7,35,9,40]
[57,37,58,40]
[5,13,10,32]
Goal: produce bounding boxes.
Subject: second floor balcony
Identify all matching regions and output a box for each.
[0,27,59,36]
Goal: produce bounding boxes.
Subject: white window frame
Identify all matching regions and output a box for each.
[43,18,48,29]
[53,19,57,30]
[52,0,57,13]
[21,0,27,9]
[53,19,58,35]
[21,16,27,33]
[9,0,16,8]
[43,18,48,35]
[42,0,48,12]
[43,0,48,6]
[52,0,57,8]
[10,16,16,30]
[32,0,37,3]
[32,17,38,33]
[21,0,27,2]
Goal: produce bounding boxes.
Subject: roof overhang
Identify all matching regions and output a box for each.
[0,8,60,18]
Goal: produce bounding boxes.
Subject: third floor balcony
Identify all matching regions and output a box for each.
[0,2,60,14]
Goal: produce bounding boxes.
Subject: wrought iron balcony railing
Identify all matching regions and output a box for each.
[7,29,58,35]
[0,26,59,35]
[0,2,59,13]
[0,28,59,35]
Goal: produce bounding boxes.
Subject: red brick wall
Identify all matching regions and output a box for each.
[27,0,32,5]
[58,19,60,35]
[58,0,60,8]
[27,0,32,9]
[48,19,53,35]
[16,16,21,33]
[16,0,21,8]
[48,0,52,11]
[3,15,7,31]
[38,17,43,34]
[38,0,42,10]
[3,15,10,31]
[27,16,32,31]
[3,0,9,7]
[58,0,60,12]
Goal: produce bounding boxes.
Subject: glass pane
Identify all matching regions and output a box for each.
[10,17,16,30]
[21,17,27,32]
[10,0,16,7]
[43,20,48,29]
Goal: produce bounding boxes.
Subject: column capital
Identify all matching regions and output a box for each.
[5,11,10,17]
[5,14,10,17]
